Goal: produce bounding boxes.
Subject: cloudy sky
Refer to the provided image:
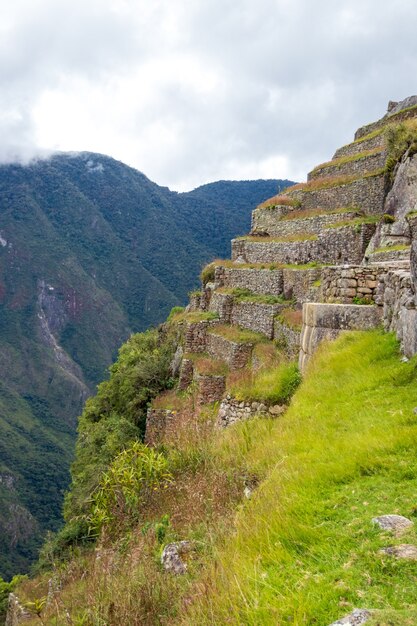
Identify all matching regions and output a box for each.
[1,0,417,191]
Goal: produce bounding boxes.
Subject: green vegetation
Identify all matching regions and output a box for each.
[167,306,185,321]
[278,207,360,222]
[169,310,219,324]
[208,324,266,344]
[276,308,303,330]
[385,119,417,180]
[186,331,417,624]
[10,331,417,625]
[352,295,374,305]
[256,194,300,209]
[0,575,26,622]
[200,262,216,285]
[325,216,379,229]
[0,155,290,577]
[373,244,411,254]
[351,126,386,146]
[230,361,301,405]
[310,146,385,176]
[62,327,177,538]
[240,233,318,243]
[286,167,386,194]
[219,287,291,305]
[87,442,173,536]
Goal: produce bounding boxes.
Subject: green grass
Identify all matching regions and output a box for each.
[285,168,386,194]
[212,259,324,271]
[238,234,318,243]
[208,324,266,344]
[186,331,417,625]
[217,288,290,306]
[278,207,361,222]
[373,244,411,254]
[325,216,380,229]
[230,361,301,405]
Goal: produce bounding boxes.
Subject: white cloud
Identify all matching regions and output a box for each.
[1,0,417,189]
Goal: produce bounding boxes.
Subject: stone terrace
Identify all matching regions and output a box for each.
[171,97,417,399]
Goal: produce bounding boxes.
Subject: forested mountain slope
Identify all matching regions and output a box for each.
[0,152,290,577]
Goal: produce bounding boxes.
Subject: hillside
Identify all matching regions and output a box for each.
[5,97,417,625]
[0,154,291,579]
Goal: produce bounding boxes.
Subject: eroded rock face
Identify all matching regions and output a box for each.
[328,608,371,626]
[372,514,413,535]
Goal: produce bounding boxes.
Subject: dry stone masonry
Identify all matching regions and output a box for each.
[145,96,417,441]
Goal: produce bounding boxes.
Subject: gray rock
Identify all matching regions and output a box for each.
[372,514,413,535]
[169,345,183,378]
[380,544,417,560]
[269,404,285,416]
[413,407,417,415]
[328,608,371,626]
[161,541,193,574]
[5,593,31,626]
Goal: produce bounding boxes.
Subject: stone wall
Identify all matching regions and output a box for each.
[251,204,294,228]
[217,396,268,427]
[273,319,301,359]
[299,303,383,371]
[333,133,386,160]
[308,150,386,181]
[208,291,234,322]
[354,103,417,140]
[232,225,374,266]
[321,265,383,303]
[214,266,284,296]
[230,301,283,339]
[196,374,226,404]
[145,408,177,445]
[379,268,417,357]
[178,358,194,390]
[206,332,253,369]
[252,208,359,237]
[184,321,211,353]
[282,267,322,302]
[287,174,387,215]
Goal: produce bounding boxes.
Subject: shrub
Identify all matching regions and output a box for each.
[88,442,172,536]
[385,119,417,180]
[200,263,216,285]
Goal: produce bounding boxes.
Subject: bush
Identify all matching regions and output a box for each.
[200,263,216,285]
[88,442,172,536]
[63,327,177,530]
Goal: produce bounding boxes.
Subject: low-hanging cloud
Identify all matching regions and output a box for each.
[1,0,417,189]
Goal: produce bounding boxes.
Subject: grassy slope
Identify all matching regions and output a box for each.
[15,330,417,625]
[187,330,417,625]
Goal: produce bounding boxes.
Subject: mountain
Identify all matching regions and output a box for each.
[7,97,417,625]
[0,151,293,578]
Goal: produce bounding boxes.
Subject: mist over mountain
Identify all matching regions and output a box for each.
[0,151,292,577]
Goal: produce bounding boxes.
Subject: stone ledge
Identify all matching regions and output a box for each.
[299,303,383,371]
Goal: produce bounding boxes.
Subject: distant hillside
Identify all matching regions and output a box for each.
[0,151,293,578]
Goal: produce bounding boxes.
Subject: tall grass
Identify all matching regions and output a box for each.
[184,331,417,625]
